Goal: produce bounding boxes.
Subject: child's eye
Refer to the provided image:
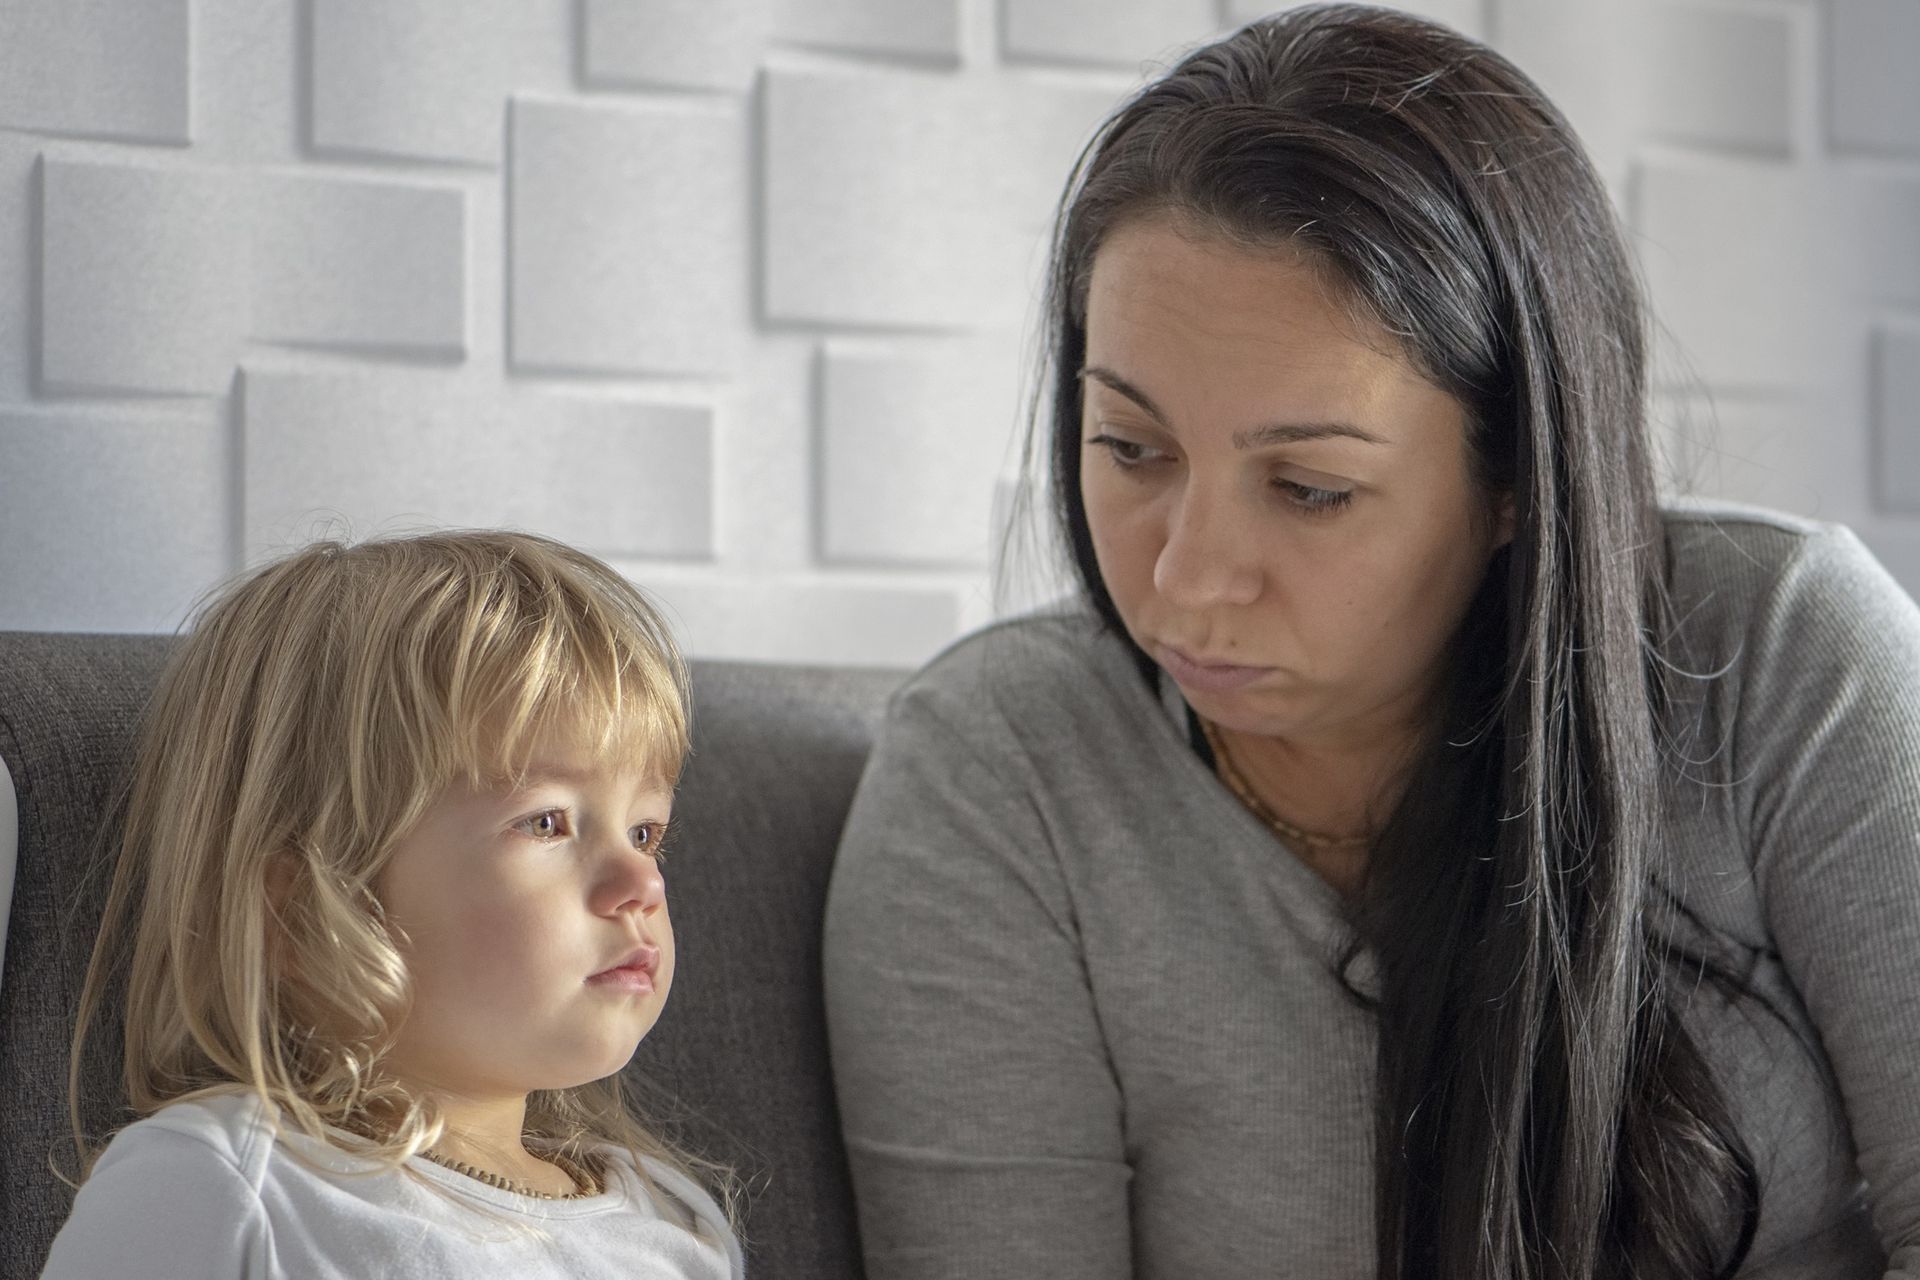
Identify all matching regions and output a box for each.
[516,809,570,839]
[630,822,668,858]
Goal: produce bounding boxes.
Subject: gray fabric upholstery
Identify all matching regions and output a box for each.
[0,631,898,1280]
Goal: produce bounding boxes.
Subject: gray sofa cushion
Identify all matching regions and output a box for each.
[0,631,898,1280]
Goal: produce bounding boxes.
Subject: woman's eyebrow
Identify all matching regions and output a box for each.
[1080,364,1388,447]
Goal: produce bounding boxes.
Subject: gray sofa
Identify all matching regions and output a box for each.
[0,631,901,1280]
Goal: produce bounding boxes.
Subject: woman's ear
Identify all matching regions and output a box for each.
[1492,492,1517,550]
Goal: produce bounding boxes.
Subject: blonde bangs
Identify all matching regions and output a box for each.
[442,560,691,794]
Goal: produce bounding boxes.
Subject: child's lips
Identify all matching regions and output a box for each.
[587,943,659,992]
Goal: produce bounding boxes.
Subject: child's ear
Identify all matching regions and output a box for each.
[264,851,299,915]
[263,851,302,975]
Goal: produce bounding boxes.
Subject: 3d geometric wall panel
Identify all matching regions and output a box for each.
[582,0,768,92]
[310,0,568,164]
[1875,326,1920,515]
[40,157,246,395]
[250,174,467,356]
[774,0,960,61]
[0,405,230,632]
[510,97,749,376]
[1639,5,1793,158]
[1633,159,1829,391]
[1003,0,1217,65]
[819,338,1025,566]
[3,0,1915,661]
[241,370,714,561]
[762,66,1114,328]
[0,0,189,143]
[41,157,469,395]
[1832,0,1920,158]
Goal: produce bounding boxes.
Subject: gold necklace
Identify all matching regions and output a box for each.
[1199,718,1372,852]
[419,1147,602,1200]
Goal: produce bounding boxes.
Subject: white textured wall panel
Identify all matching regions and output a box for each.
[2,0,1911,655]
[0,135,38,401]
[583,0,770,92]
[0,407,230,631]
[1875,326,1920,515]
[1226,0,1484,40]
[1003,0,1218,65]
[0,0,190,143]
[311,0,569,164]
[1492,0,1630,182]
[641,576,962,666]
[1657,393,1836,516]
[774,0,960,61]
[250,174,467,355]
[1854,176,1920,305]
[1832,0,1920,157]
[510,97,748,376]
[241,371,713,560]
[763,67,1112,327]
[820,339,1021,565]
[1640,6,1793,158]
[40,157,245,395]
[1634,159,1831,390]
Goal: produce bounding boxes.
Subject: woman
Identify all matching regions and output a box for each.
[823,6,1920,1280]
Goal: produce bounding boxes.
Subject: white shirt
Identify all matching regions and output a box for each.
[40,1091,743,1279]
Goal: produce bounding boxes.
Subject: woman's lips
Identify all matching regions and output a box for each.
[1156,644,1274,693]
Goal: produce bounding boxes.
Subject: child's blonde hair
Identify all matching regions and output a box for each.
[70,528,716,1199]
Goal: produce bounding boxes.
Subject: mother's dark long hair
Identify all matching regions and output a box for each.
[1040,6,1755,1277]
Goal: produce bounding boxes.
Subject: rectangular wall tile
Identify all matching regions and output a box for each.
[820,337,1021,566]
[1832,0,1920,157]
[763,66,1114,328]
[1874,325,1920,514]
[774,0,959,61]
[241,370,713,560]
[0,406,231,631]
[250,174,467,356]
[311,0,570,164]
[636,576,962,666]
[1227,0,1483,40]
[1640,5,1793,158]
[1852,176,1920,306]
[41,157,246,395]
[1653,392,1841,517]
[583,0,770,92]
[0,0,190,143]
[510,97,748,376]
[1633,159,1834,390]
[1004,0,1218,65]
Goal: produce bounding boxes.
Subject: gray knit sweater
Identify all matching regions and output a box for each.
[823,502,1920,1279]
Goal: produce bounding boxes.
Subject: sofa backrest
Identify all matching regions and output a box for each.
[0,631,900,1280]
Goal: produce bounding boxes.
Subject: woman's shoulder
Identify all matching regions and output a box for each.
[1661,499,1917,659]
[892,604,1149,720]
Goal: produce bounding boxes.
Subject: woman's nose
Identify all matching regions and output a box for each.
[1152,486,1263,609]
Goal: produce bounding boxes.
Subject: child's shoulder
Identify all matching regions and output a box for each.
[93,1089,279,1188]
[630,1154,745,1278]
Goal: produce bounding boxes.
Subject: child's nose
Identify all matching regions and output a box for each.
[601,844,666,917]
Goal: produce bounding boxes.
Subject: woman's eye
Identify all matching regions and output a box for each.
[517,809,569,839]
[1087,433,1163,468]
[1276,479,1355,515]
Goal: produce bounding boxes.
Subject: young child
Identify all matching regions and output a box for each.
[42,530,743,1279]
